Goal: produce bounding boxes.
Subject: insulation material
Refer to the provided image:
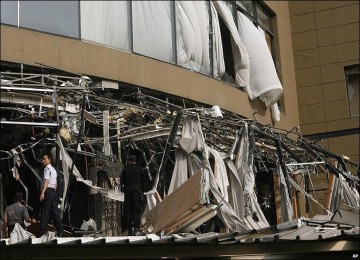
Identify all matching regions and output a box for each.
[237,12,283,107]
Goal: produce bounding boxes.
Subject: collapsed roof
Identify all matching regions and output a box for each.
[0,70,359,239]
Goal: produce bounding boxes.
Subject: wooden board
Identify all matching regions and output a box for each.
[141,170,205,234]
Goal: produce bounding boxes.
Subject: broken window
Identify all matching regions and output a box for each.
[217,12,236,85]
[345,65,359,117]
[235,1,284,115]
[19,0,79,39]
[236,1,278,77]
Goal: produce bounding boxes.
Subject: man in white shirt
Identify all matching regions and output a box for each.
[39,152,64,237]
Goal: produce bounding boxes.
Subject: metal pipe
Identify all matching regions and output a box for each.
[0,86,54,92]
[0,121,58,127]
[153,111,182,190]
[286,161,325,167]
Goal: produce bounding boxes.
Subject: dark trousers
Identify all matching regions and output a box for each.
[124,185,142,231]
[40,188,63,236]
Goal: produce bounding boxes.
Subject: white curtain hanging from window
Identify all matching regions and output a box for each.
[210,1,226,78]
[176,0,211,74]
[133,1,175,63]
[237,12,283,108]
[80,1,131,51]
[212,0,251,88]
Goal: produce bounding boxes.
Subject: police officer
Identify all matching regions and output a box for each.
[120,155,146,235]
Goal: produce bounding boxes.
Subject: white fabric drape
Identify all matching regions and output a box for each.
[9,223,35,244]
[225,158,245,221]
[167,148,188,195]
[212,1,250,88]
[80,1,131,50]
[210,1,225,78]
[208,148,229,203]
[237,12,283,107]
[271,102,281,122]
[189,152,249,231]
[278,167,293,223]
[133,1,175,63]
[164,117,271,231]
[179,116,206,154]
[235,123,269,228]
[176,0,211,74]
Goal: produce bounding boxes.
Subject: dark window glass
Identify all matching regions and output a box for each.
[345,65,360,117]
[19,1,79,38]
[218,14,235,85]
[1,1,18,26]
[256,5,273,32]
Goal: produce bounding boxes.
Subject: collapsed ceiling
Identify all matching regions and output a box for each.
[1,70,359,237]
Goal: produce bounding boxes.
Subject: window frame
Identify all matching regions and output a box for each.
[231,1,284,113]
[345,64,360,118]
[233,1,276,62]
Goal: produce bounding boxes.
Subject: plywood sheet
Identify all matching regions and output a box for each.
[141,170,204,234]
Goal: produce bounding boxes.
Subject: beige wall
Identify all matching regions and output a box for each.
[289,1,359,164]
[1,3,298,130]
[266,1,300,130]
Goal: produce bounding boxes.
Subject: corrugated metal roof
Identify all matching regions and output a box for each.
[1,218,359,259]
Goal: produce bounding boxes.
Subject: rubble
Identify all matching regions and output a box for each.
[1,71,359,238]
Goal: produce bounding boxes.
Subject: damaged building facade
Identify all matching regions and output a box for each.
[1,1,359,258]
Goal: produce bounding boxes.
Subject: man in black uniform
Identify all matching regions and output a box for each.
[120,155,145,236]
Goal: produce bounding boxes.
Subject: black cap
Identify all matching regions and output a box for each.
[127,155,137,161]
[15,192,23,202]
